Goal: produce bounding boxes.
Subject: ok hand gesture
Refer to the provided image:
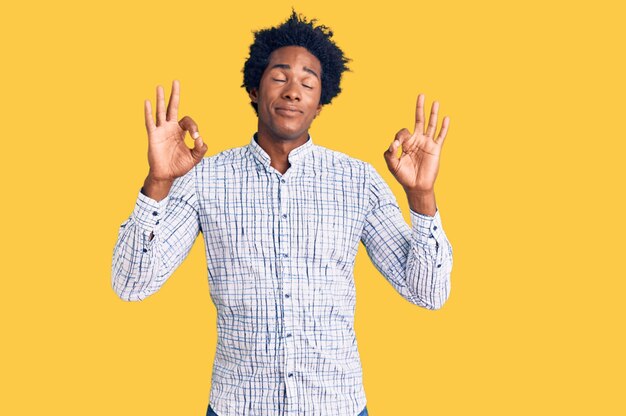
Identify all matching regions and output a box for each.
[384,94,450,193]
[144,80,207,182]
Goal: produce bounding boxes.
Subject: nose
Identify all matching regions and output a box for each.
[282,80,301,102]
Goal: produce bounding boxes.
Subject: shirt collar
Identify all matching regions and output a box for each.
[248,133,315,169]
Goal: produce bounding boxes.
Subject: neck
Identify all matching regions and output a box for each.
[255,131,309,175]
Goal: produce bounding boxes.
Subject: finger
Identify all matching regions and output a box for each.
[166,79,180,122]
[144,99,156,133]
[414,94,425,134]
[394,128,412,153]
[436,116,450,147]
[384,128,411,167]
[179,114,206,162]
[178,115,200,139]
[385,139,401,160]
[425,100,439,138]
[156,85,166,126]
[191,134,208,163]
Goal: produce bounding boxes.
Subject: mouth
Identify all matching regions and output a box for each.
[275,107,302,116]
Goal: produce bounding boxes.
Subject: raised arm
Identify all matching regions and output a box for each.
[111,80,207,301]
[361,94,453,309]
[361,163,453,309]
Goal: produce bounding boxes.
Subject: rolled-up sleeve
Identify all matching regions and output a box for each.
[111,166,201,301]
[360,163,453,309]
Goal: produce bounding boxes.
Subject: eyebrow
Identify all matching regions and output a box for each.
[270,64,320,80]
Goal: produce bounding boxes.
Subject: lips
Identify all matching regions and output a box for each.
[275,106,302,116]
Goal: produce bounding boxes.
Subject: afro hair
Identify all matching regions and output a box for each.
[242,10,351,114]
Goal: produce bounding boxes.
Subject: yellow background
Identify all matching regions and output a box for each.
[1,0,624,414]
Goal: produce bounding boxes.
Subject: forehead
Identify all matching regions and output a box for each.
[267,46,322,74]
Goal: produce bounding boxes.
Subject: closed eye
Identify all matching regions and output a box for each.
[272,77,313,89]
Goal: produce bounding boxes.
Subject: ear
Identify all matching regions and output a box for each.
[248,88,258,103]
[315,104,322,118]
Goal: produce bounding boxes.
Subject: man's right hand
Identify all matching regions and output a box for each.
[142,80,207,201]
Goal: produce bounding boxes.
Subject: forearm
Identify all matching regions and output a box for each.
[362,162,452,309]
[112,171,201,301]
[112,219,162,301]
[363,202,453,310]
[141,174,173,241]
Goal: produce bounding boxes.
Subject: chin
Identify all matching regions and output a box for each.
[273,125,307,141]
[259,114,311,142]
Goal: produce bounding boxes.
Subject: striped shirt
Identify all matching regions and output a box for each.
[112,135,453,416]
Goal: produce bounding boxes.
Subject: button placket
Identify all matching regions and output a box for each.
[277,175,296,398]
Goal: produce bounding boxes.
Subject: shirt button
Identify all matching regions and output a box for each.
[281,214,288,219]
[286,333,292,338]
[281,179,286,184]
[156,220,160,225]
[285,294,291,298]
[288,373,293,377]
[142,248,148,253]
[433,225,438,230]
[437,264,442,268]
[281,253,288,258]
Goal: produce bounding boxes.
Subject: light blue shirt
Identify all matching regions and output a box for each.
[112,135,453,416]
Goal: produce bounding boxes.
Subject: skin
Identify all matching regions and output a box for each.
[141,79,207,202]
[384,94,450,216]
[248,46,323,174]
[141,47,450,218]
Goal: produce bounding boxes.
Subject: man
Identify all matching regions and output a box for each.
[112,11,453,416]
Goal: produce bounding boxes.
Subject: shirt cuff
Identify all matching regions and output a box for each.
[131,189,170,231]
[410,208,443,246]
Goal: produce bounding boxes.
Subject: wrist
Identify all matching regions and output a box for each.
[142,174,174,202]
[404,188,437,217]
[403,186,434,197]
[146,170,175,184]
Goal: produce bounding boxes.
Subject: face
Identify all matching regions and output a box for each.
[249,46,323,143]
